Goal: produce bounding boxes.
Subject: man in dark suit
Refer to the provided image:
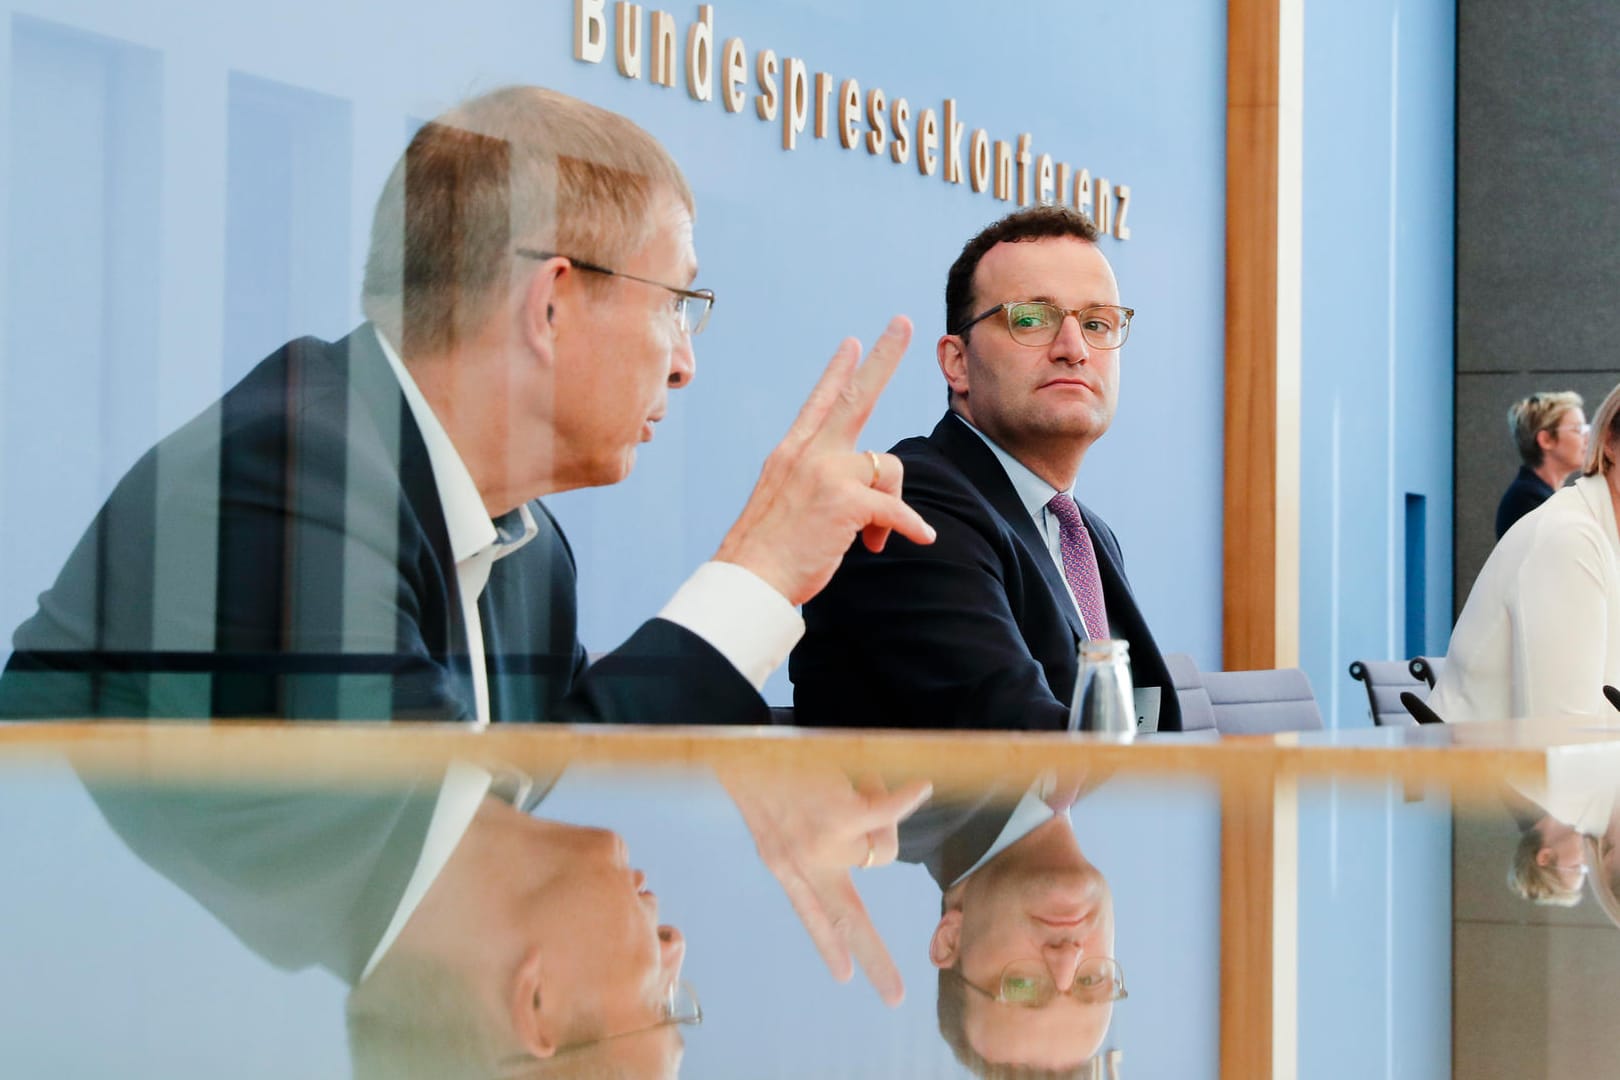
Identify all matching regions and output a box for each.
[896,779,1123,1075]
[791,205,1179,732]
[0,85,933,724]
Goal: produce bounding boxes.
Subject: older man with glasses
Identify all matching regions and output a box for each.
[0,84,933,728]
[791,204,1181,734]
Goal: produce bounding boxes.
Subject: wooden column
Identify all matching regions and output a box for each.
[1220,770,1299,1080]
[1224,0,1302,670]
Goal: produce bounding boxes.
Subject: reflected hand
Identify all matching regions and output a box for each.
[714,316,936,606]
[719,764,933,1005]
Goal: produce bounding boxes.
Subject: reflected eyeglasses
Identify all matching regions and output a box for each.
[515,249,715,336]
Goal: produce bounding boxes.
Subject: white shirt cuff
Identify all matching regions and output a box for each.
[657,561,805,693]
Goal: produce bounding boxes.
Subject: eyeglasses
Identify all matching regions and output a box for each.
[515,249,715,336]
[497,980,701,1075]
[950,957,1128,1008]
[952,301,1134,350]
[1550,422,1592,438]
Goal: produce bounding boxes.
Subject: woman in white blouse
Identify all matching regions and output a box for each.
[1428,381,1620,723]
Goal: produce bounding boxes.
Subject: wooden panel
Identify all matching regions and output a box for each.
[1224,0,1302,670]
[1220,770,1298,1080]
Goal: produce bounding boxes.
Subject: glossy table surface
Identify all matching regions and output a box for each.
[2,720,1618,1079]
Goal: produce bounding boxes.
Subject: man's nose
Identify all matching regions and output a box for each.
[668,333,697,389]
[1045,940,1085,992]
[1049,314,1090,365]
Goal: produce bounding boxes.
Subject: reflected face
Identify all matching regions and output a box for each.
[524,821,687,1048]
[934,815,1118,1069]
[1536,826,1589,892]
[552,187,698,487]
[944,237,1122,462]
[1543,408,1589,477]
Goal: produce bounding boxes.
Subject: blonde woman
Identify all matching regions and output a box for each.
[1429,381,1620,723]
[1496,391,1588,538]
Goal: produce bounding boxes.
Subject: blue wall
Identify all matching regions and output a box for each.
[1298,0,1456,729]
[0,0,1228,702]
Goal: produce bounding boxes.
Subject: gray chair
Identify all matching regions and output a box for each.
[1204,667,1324,734]
[1161,652,1217,732]
[1408,655,1444,689]
[1348,659,1426,727]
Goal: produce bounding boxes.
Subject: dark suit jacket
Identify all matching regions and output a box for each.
[1495,465,1556,539]
[898,786,1025,891]
[790,412,1180,731]
[0,327,762,726]
[87,779,441,985]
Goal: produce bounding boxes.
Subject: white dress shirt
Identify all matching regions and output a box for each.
[361,327,805,975]
[948,773,1073,888]
[373,326,805,714]
[1428,473,1620,723]
[953,413,1092,634]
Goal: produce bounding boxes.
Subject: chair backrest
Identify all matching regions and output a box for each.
[1205,667,1324,734]
[1408,655,1444,689]
[1161,652,1217,732]
[1348,659,1426,727]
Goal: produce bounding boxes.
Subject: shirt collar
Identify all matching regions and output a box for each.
[951,411,1073,518]
[373,326,536,565]
[1576,473,1620,557]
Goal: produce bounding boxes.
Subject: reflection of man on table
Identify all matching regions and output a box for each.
[1,85,930,726]
[899,779,1124,1075]
[791,205,1179,733]
[91,760,931,1079]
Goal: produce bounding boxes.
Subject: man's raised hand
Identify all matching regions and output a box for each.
[715,316,935,606]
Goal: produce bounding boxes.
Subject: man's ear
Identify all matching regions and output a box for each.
[929,909,964,970]
[1535,847,1555,868]
[509,945,559,1060]
[938,335,970,401]
[519,257,570,367]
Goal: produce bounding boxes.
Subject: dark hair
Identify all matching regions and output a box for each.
[944,206,1101,340]
[936,969,1096,1080]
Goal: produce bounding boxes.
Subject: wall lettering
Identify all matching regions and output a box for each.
[571,4,1135,237]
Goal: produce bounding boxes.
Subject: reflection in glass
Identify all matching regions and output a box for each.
[903,778,1120,1075]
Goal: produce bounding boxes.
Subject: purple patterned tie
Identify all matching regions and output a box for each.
[1046,494,1111,639]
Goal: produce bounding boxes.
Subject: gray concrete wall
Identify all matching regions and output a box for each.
[1453,806,1620,1078]
[1455,0,1620,611]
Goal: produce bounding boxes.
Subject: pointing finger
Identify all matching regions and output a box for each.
[822,316,913,447]
[852,778,934,836]
[858,489,936,552]
[782,337,861,457]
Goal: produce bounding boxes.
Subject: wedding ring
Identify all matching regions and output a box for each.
[861,838,877,870]
[865,450,882,488]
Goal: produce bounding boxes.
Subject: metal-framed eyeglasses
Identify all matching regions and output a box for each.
[949,957,1128,1008]
[515,249,715,336]
[1552,861,1590,885]
[496,979,701,1075]
[952,301,1134,350]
